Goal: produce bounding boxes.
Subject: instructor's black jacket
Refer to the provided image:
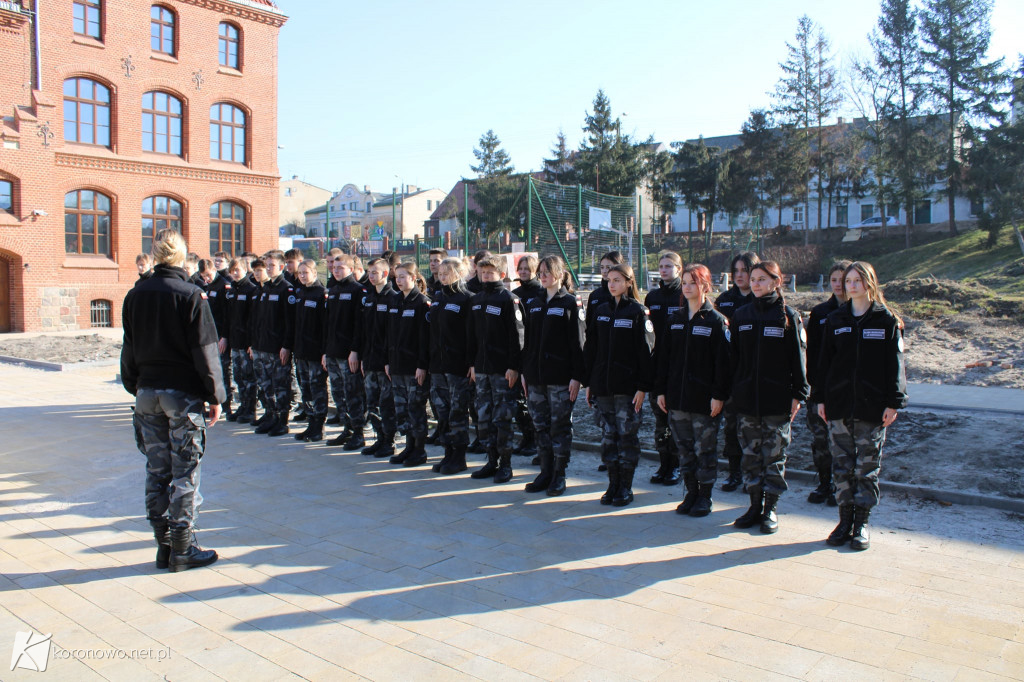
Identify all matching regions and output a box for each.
[522,287,586,386]
[812,301,908,423]
[654,300,731,414]
[584,297,656,396]
[121,265,226,405]
[729,292,809,417]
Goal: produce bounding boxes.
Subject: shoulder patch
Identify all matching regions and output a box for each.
[898,335,905,352]
[515,309,523,321]
[645,319,654,333]
[288,295,297,305]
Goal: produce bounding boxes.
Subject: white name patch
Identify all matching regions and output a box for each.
[738,324,752,332]
[667,307,680,315]
[403,309,416,317]
[650,305,661,310]
[719,301,733,307]
[670,324,686,330]
[863,328,886,340]
[547,307,564,316]
[764,327,784,338]
[692,325,712,336]
[377,304,388,312]
[339,293,352,300]
[304,299,317,308]
[445,303,461,312]
[597,316,610,322]
[530,307,542,314]
[835,326,852,335]
[237,294,247,301]
[472,304,482,311]
[486,305,502,316]
[268,294,279,301]
[614,319,633,328]
[819,318,827,325]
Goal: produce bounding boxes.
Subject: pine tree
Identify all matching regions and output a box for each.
[471,129,514,178]
[919,0,1006,235]
[670,137,733,262]
[574,90,647,196]
[542,130,575,186]
[468,130,521,245]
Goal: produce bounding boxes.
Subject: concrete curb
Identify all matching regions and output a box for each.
[0,355,119,371]
[571,440,1024,514]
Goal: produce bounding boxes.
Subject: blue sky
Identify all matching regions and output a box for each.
[276,0,1023,196]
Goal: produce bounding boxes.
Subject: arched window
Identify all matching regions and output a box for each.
[142,91,182,155]
[73,0,102,40]
[90,300,113,328]
[150,5,175,56]
[65,190,112,255]
[142,196,182,253]
[210,103,245,163]
[0,180,12,212]
[218,22,240,69]
[210,201,245,256]
[63,78,111,147]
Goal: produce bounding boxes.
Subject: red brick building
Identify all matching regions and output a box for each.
[0,0,287,332]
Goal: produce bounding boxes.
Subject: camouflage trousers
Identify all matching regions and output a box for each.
[475,373,516,456]
[295,358,328,416]
[650,393,678,459]
[230,348,256,405]
[252,349,293,412]
[737,413,792,495]
[806,401,831,473]
[595,395,643,468]
[513,380,535,439]
[326,356,366,430]
[668,410,720,485]
[392,373,430,438]
[527,384,574,462]
[829,417,887,509]
[133,388,207,531]
[721,398,742,466]
[364,370,396,437]
[220,348,233,403]
[430,373,472,447]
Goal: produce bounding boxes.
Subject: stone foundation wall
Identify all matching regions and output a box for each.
[38,287,80,331]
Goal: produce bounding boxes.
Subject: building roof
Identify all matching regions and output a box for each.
[371,188,437,208]
[225,0,287,15]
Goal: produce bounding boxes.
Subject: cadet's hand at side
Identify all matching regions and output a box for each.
[207,402,221,426]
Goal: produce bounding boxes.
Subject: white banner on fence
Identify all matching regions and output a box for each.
[588,207,612,232]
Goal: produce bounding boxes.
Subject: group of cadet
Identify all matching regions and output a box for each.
[123,229,907,572]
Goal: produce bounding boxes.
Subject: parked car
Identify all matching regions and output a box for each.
[851,215,901,228]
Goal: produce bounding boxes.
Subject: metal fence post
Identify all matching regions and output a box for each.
[527,177,533,251]
[463,180,469,256]
[577,184,583,274]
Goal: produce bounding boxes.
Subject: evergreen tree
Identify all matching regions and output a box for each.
[542,130,575,185]
[575,90,648,196]
[670,137,732,262]
[919,0,1006,234]
[471,129,514,177]
[468,130,522,245]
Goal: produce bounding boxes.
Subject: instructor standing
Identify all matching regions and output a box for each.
[121,228,225,572]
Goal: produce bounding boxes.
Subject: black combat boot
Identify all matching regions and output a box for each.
[292,408,308,422]
[294,409,314,440]
[326,411,342,426]
[468,432,486,454]
[689,483,713,517]
[760,493,780,534]
[235,397,255,425]
[252,400,271,428]
[325,427,350,446]
[650,451,672,484]
[341,430,365,451]
[374,433,395,459]
[223,400,236,422]
[303,414,325,442]
[433,443,451,472]
[493,453,513,483]
[721,453,743,492]
[664,441,682,485]
[390,433,413,464]
[807,465,834,504]
[600,463,620,505]
[268,410,290,436]
[361,426,382,456]
[403,436,428,467]
[152,519,170,570]
[425,421,444,445]
[471,448,499,479]
[524,451,553,493]
[850,506,871,551]
[513,432,537,457]
[676,472,699,515]
[547,456,568,497]
[254,406,277,434]
[168,526,218,573]
[612,466,635,507]
[734,489,764,528]
[827,505,855,546]
[441,444,468,475]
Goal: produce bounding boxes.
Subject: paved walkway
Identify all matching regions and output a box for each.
[1,363,1023,681]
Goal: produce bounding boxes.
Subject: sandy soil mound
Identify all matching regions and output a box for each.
[0,334,122,364]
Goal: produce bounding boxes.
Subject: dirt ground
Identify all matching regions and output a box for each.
[1,278,1021,498]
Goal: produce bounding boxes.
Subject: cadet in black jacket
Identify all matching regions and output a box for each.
[816,262,907,551]
[715,251,760,493]
[323,254,368,450]
[250,252,296,437]
[730,261,809,535]
[521,256,586,497]
[359,258,399,458]
[424,248,446,299]
[804,260,851,506]
[585,250,623,474]
[225,257,258,424]
[645,251,684,487]
[511,254,543,458]
[655,264,731,518]
[428,258,475,475]
[207,252,234,419]
[290,260,329,442]
[387,261,432,467]
[584,264,656,508]
[464,249,492,294]
[467,256,526,484]
[121,228,223,572]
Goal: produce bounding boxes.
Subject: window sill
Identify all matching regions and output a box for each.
[217,66,242,77]
[63,255,118,270]
[71,35,105,49]
[150,52,178,64]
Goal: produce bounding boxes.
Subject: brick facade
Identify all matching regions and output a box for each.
[0,0,287,332]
